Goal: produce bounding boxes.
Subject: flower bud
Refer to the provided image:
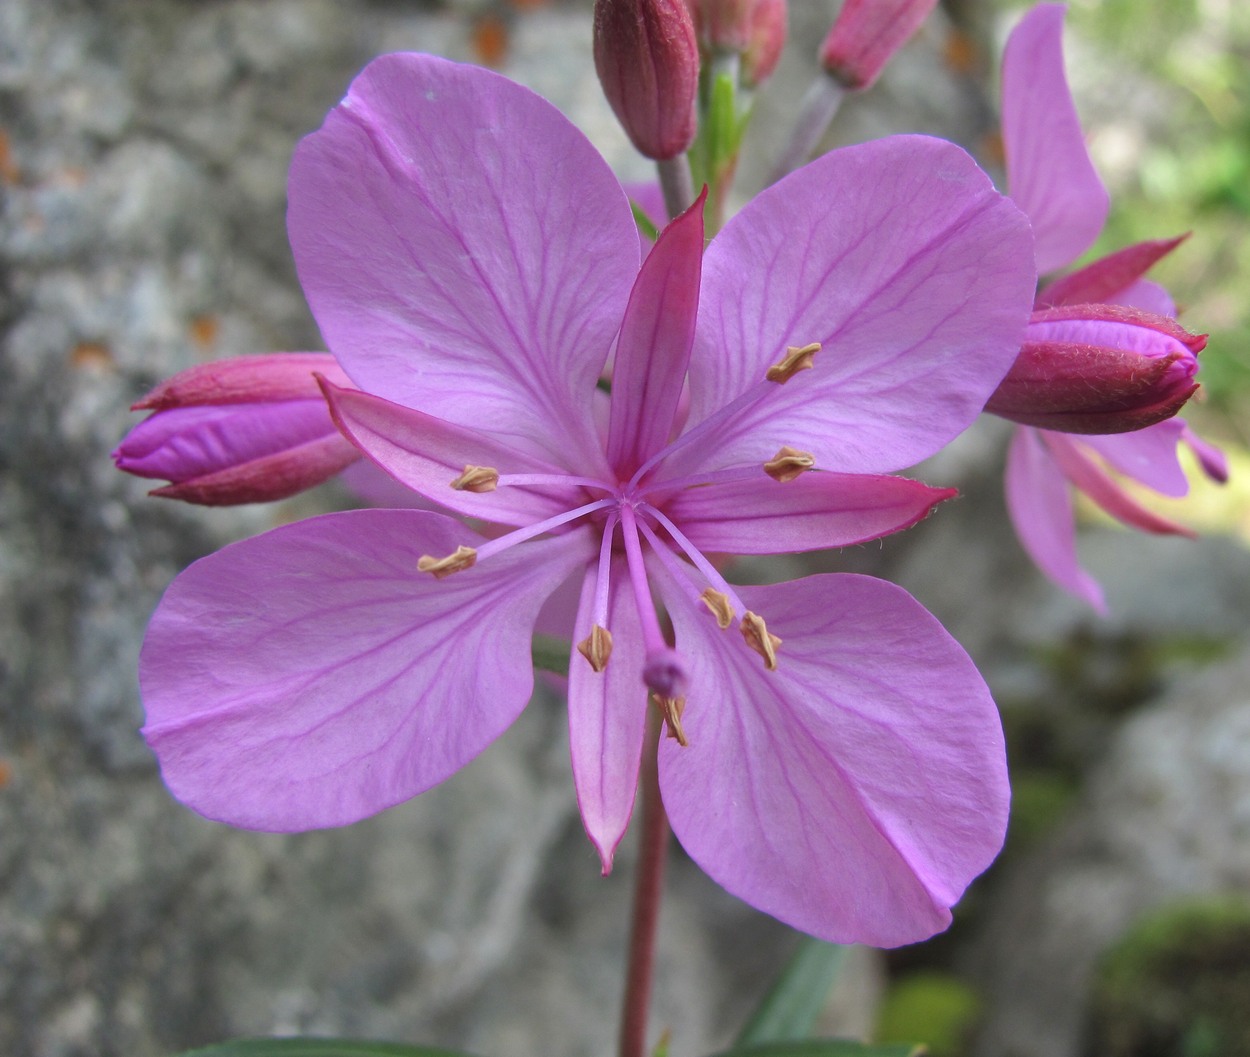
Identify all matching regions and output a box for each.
[819,0,939,91]
[113,353,360,505]
[594,0,700,160]
[985,305,1206,434]
[688,0,786,86]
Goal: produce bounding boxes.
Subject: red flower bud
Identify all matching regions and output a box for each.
[687,0,787,86]
[594,0,700,160]
[985,304,1206,434]
[114,354,360,505]
[819,0,939,91]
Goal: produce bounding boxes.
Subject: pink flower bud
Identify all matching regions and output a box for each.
[594,0,700,160]
[819,0,939,91]
[114,353,360,505]
[985,304,1206,434]
[687,0,787,87]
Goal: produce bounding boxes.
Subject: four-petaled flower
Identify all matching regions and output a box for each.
[994,2,1227,612]
[139,54,1036,945]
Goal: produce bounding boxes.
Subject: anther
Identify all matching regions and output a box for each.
[577,625,614,672]
[450,465,499,492]
[700,588,734,629]
[416,545,478,579]
[740,611,781,670]
[765,342,820,384]
[763,446,816,483]
[652,694,689,747]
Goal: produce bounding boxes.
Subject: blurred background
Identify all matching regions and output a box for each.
[1,1,1247,1055]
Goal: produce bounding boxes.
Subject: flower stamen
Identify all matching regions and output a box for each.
[652,693,689,747]
[451,464,500,492]
[740,611,782,670]
[700,588,734,629]
[763,446,816,482]
[416,545,478,579]
[765,342,821,384]
[577,624,614,672]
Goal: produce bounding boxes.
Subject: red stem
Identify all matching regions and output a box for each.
[618,711,669,1057]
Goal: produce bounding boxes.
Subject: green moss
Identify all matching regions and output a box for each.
[1084,900,1250,1056]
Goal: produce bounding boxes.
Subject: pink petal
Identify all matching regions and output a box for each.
[288,53,640,461]
[1110,279,1177,317]
[606,191,705,478]
[1005,426,1106,611]
[567,557,647,872]
[662,471,954,553]
[133,353,351,410]
[651,570,1010,947]
[1078,419,1189,496]
[1181,422,1229,483]
[684,135,1034,476]
[1043,431,1196,536]
[1001,3,1109,275]
[141,510,595,830]
[323,381,587,525]
[1035,236,1186,308]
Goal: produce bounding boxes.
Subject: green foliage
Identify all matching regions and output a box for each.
[710,1042,923,1057]
[176,1041,478,1057]
[874,973,981,1057]
[736,938,850,1045]
[1084,899,1250,1056]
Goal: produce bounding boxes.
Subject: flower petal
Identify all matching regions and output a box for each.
[662,471,954,553]
[1181,422,1229,483]
[606,191,705,477]
[1077,419,1189,496]
[1005,426,1105,611]
[567,557,647,872]
[1042,432,1196,537]
[651,569,1010,947]
[323,381,585,526]
[141,510,595,830]
[685,136,1034,475]
[288,53,639,462]
[1001,3,1109,275]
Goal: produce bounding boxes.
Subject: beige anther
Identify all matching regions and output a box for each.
[700,588,734,630]
[577,625,614,672]
[740,611,781,670]
[416,545,477,579]
[451,465,499,492]
[652,694,689,747]
[763,446,815,483]
[765,342,820,384]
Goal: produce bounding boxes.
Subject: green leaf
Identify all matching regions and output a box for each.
[531,634,571,677]
[735,938,850,1045]
[174,1040,480,1057]
[630,199,660,243]
[709,1040,924,1057]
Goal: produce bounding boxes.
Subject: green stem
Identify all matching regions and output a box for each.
[618,709,669,1057]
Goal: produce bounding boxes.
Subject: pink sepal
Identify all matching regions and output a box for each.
[133,353,351,411]
[1036,236,1188,309]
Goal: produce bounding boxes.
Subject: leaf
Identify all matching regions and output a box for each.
[735,938,850,1045]
[175,1040,481,1057]
[531,634,571,676]
[709,1041,924,1057]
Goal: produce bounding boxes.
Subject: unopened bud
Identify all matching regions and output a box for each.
[819,0,939,91]
[985,304,1206,434]
[594,0,700,159]
[113,353,359,505]
[687,0,787,87]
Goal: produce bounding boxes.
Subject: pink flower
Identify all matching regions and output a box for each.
[139,54,1036,945]
[113,354,359,505]
[819,0,939,91]
[994,3,1227,611]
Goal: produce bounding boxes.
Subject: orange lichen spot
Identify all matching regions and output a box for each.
[472,15,510,68]
[652,694,689,747]
[763,446,815,483]
[0,759,11,789]
[980,128,1006,170]
[451,464,500,493]
[577,624,614,672]
[70,342,114,370]
[417,544,477,579]
[700,588,734,629]
[944,28,980,76]
[0,130,19,185]
[740,611,781,670]
[188,314,220,349]
[765,342,820,383]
